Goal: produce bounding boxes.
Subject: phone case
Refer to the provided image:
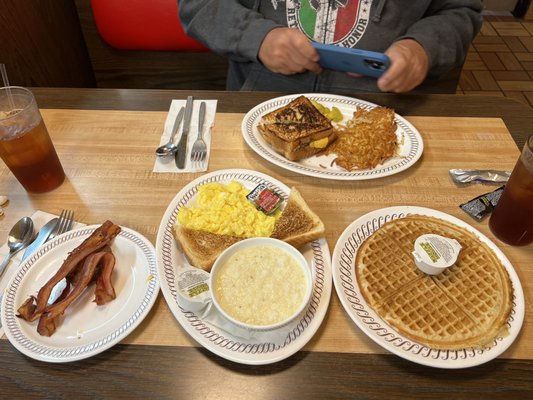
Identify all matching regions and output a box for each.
[312,43,390,78]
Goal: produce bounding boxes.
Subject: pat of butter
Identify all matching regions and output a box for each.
[412,234,462,275]
[175,266,212,312]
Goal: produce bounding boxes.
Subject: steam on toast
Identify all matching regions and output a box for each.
[173,187,324,271]
[258,96,336,161]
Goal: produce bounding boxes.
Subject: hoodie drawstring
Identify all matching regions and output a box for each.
[372,0,387,23]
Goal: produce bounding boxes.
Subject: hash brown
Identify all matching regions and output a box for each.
[324,106,398,170]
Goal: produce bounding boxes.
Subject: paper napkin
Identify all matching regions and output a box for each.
[153,99,217,173]
[0,210,84,338]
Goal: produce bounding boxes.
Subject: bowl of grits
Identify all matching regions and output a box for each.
[210,237,312,332]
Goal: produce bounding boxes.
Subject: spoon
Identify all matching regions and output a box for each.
[0,217,35,279]
[155,106,185,157]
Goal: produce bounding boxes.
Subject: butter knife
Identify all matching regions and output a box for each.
[20,217,59,262]
[175,96,194,169]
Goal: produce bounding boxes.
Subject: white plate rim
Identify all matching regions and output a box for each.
[331,206,525,369]
[242,93,424,180]
[1,225,160,363]
[155,168,332,365]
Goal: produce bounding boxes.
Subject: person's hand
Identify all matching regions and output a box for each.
[258,27,322,75]
[377,39,429,93]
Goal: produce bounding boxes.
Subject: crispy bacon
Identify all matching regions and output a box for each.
[37,251,115,336]
[16,220,121,335]
[94,251,116,305]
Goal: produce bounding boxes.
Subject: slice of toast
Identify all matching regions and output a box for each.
[173,187,325,271]
[172,226,242,271]
[258,96,335,161]
[270,187,324,247]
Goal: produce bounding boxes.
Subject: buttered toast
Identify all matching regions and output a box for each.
[173,187,324,271]
[258,96,336,161]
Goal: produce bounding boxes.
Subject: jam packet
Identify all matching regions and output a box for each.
[459,186,505,221]
[246,183,283,215]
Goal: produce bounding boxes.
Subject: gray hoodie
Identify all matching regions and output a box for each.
[179,0,483,93]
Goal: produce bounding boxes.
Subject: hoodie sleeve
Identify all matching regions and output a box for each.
[395,0,483,77]
[178,0,281,62]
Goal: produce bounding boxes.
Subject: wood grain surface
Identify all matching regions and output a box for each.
[1,108,531,358]
[1,89,532,399]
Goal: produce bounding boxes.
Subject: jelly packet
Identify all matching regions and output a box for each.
[246,183,283,215]
[459,185,505,221]
[449,169,511,185]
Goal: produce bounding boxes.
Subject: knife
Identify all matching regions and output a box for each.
[20,217,59,262]
[175,96,194,169]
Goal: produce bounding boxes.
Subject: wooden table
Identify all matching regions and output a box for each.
[1,88,532,399]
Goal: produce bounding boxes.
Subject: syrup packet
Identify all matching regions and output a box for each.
[459,186,505,221]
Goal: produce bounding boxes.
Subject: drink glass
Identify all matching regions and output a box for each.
[0,86,65,193]
[489,135,533,246]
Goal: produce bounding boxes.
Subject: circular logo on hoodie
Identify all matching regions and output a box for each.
[286,0,372,46]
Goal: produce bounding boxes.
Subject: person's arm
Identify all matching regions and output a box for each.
[396,0,483,76]
[179,1,321,75]
[377,0,482,93]
[178,0,279,62]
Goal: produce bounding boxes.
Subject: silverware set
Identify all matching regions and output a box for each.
[0,210,75,279]
[0,210,74,329]
[155,97,208,169]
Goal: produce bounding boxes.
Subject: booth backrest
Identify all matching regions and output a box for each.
[90,0,207,51]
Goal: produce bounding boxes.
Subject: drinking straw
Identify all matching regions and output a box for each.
[0,63,15,111]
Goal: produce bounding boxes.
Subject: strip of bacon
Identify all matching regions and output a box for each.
[37,251,114,336]
[94,251,116,305]
[17,220,121,322]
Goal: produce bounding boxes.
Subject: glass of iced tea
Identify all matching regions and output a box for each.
[0,86,65,193]
[489,135,533,246]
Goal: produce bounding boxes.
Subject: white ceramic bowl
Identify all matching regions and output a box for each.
[209,237,312,332]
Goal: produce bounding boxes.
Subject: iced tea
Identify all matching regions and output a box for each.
[0,87,65,193]
[489,135,533,246]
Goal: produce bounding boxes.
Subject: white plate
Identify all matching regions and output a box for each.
[332,206,525,369]
[242,93,424,180]
[1,225,159,363]
[155,169,332,365]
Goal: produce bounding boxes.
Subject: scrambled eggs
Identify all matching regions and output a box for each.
[177,181,280,237]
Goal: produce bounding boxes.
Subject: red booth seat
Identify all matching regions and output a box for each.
[90,0,207,51]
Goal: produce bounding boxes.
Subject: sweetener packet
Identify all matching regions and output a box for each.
[459,186,505,221]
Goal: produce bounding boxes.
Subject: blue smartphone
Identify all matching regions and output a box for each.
[312,42,390,78]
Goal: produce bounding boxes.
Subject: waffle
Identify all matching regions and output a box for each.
[356,215,513,350]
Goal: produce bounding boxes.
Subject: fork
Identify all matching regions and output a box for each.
[0,209,74,331]
[190,101,207,166]
[47,209,75,240]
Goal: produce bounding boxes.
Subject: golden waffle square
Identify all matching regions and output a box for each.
[356,215,513,350]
